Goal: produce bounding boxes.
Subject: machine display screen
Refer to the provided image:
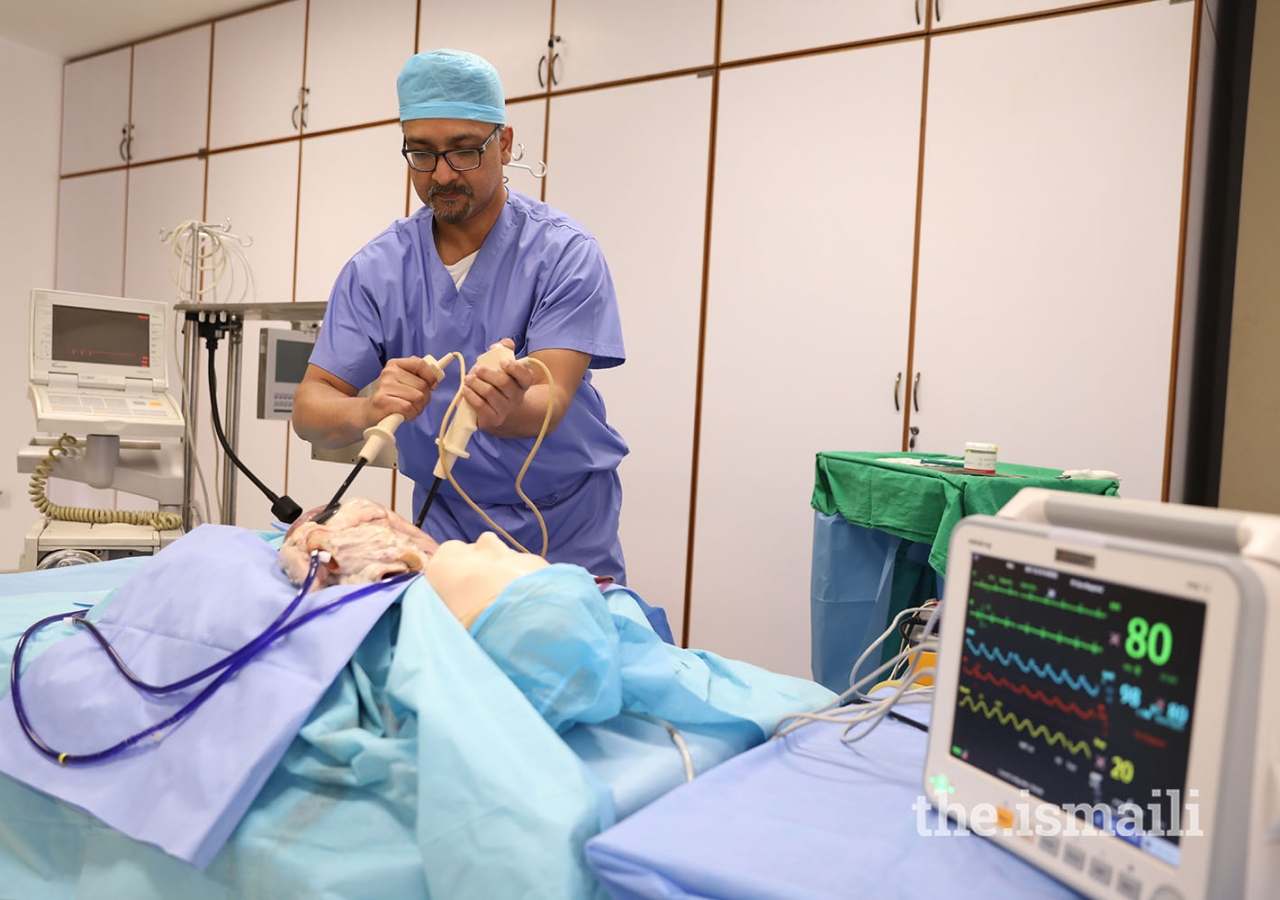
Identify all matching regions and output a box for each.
[52,305,150,368]
[274,337,314,384]
[949,552,1206,866]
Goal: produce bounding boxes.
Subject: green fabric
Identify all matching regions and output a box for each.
[812,451,1121,576]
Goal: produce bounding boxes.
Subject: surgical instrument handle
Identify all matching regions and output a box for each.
[433,344,515,480]
[360,353,446,463]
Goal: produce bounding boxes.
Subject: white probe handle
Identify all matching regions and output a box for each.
[359,413,404,463]
[434,345,515,479]
[356,355,444,464]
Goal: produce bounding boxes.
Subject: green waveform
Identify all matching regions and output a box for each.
[959,693,1094,757]
[967,607,1104,655]
[973,578,1107,620]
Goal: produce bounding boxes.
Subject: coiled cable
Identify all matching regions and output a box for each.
[28,434,183,531]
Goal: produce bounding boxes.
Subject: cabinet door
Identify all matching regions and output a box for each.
[209,0,307,150]
[722,0,925,62]
[690,41,924,676]
[932,0,1104,28]
[129,26,211,164]
[124,158,207,305]
[910,1,1194,501]
[206,142,303,525]
[544,74,712,643]
[55,171,127,295]
[61,48,131,175]
[290,124,406,512]
[304,0,417,134]
[419,0,552,101]
[296,124,407,304]
[551,0,717,91]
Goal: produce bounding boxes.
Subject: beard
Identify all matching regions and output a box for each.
[427,183,474,224]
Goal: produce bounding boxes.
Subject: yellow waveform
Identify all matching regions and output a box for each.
[959,694,1094,757]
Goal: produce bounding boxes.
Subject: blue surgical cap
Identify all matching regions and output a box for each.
[397,49,506,125]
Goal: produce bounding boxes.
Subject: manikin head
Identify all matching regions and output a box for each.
[422,531,548,625]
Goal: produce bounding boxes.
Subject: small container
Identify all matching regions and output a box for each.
[964,442,998,474]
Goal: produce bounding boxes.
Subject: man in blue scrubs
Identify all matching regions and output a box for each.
[293,49,630,582]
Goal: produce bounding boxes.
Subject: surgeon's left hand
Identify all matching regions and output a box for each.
[463,338,537,432]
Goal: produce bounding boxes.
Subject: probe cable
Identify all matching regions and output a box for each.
[204,329,302,523]
[415,355,555,558]
[10,553,414,766]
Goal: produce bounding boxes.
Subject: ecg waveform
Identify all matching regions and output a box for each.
[962,662,1109,729]
[965,639,1101,697]
[967,607,1104,655]
[958,692,1094,757]
[971,578,1107,620]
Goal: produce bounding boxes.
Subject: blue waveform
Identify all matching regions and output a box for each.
[965,639,1101,697]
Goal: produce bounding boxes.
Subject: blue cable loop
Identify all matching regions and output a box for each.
[9,552,416,766]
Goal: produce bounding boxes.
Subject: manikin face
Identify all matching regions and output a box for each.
[423,531,548,622]
[402,117,511,226]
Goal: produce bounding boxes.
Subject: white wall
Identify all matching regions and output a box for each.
[0,36,63,570]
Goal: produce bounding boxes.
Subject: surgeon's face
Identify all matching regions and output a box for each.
[423,531,548,622]
[403,118,511,227]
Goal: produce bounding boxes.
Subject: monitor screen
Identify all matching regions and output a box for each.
[52,305,151,369]
[274,337,314,384]
[949,551,1206,866]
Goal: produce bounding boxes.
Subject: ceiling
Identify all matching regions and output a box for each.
[0,0,270,60]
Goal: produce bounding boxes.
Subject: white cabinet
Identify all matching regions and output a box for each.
[909,1,1194,502]
[129,26,211,163]
[206,142,303,524]
[209,0,307,150]
[722,0,925,62]
[55,171,127,295]
[124,158,207,304]
[689,40,925,676]
[290,123,407,512]
[296,124,407,304]
[931,0,1102,28]
[418,0,552,101]
[304,0,417,133]
[60,48,131,175]
[551,0,717,90]
[544,73,713,642]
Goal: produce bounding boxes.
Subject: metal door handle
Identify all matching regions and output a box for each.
[909,425,919,451]
[119,125,129,161]
[291,103,300,130]
[916,0,921,25]
[538,54,547,88]
[548,35,562,86]
[301,87,309,129]
[935,0,942,22]
[894,372,902,411]
[913,372,921,412]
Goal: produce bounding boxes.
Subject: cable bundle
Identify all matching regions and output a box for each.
[773,601,942,745]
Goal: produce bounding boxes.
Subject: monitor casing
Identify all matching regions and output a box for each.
[924,489,1280,900]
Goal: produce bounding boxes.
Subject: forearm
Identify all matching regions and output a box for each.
[291,381,373,448]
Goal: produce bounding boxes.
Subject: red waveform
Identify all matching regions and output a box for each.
[963,662,1108,728]
[1132,730,1167,750]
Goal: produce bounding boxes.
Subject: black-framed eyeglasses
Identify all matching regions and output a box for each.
[401,126,502,173]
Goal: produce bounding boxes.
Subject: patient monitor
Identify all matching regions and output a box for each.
[19,289,185,569]
[29,288,184,437]
[925,488,1279,900]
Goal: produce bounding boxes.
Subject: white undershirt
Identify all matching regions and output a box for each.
[443,249,479,289]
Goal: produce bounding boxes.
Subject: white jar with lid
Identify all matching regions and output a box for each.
[964,442,998,474]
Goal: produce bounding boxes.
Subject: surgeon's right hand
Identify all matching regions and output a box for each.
[366,356,444,424]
